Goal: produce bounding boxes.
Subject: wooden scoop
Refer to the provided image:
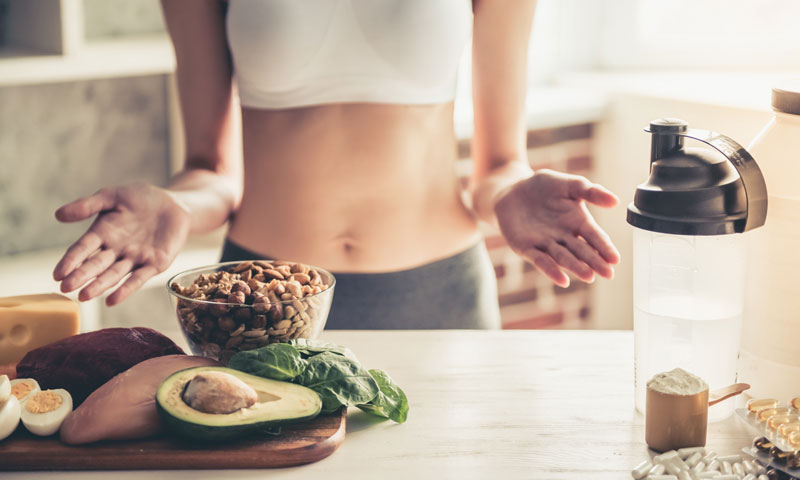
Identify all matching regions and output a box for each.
[708,383,750,407]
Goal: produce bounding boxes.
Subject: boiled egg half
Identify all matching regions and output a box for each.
[0,391,21,441]
[21,389,73,436]
[0,374,9,404]
[10,378,40,403]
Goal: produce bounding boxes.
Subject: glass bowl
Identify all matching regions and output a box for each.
[167,260,335,363]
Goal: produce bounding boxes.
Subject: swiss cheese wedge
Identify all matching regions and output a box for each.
[0,293,80,364]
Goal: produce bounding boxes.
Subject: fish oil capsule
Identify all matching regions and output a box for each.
[766,414,800,435]
[733,462,745,476]
[777,422,800,440]
[769,446,794,464]
[748,398,779,414]
[791,396,800,411]
[758,407,792,423]
[631,459,652,479]
[765,466,793,480]
[790,430,800,449]
[754,436,774,453]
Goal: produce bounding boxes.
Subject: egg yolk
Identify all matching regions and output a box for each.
[25,391,62,414]
[11,382,32,400]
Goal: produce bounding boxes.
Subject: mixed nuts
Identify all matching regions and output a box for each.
[170,261,333,363]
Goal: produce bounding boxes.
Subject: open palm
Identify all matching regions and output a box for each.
[494,169,620,287]
[53,183,191,306]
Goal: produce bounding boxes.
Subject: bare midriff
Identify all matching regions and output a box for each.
[226,102,481,273]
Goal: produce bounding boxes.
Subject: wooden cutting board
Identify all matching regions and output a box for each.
[0,408,345,471]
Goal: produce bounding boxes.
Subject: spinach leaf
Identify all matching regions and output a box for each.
[296,351,379,413]
[227,343,306,381]
[357,369,409,424]
[288,338,358,360]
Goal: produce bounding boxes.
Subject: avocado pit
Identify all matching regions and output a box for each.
[182,371,258,414]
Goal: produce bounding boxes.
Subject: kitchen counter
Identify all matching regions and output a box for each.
[4,330,756,479]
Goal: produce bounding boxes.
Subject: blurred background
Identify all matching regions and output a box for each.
[1,0,798,332]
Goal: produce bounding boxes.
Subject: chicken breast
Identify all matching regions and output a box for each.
[60,355,219,444]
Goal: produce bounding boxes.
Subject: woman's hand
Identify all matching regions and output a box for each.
[494,169,620,287]
[52,183,191,306]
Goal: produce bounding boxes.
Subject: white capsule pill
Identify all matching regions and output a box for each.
[717,455,742,463]
[685,451,703,468]
[721,461,732,474]
[732,462,745,476]
[646,476,678,480]
[632,459,653,479]
[664,463,683,476]
[691,461,705,473]
[742,460,757,475]
[677,447,706,459]
[654,450,680,465]
[706,459,721,471]
[677,472,692,480]
[757,475,768,480]
[714,476,739,480]
[648,464,666,476]
[742,474,756,480]
[701,451,718,464]
[694,472,721,478]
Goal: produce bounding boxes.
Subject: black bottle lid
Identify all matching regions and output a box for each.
[626,118,768,236]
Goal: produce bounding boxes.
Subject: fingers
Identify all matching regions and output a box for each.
[521,248,570,288]
[53,232,103,281]
[563,235,614,279]
[78,258,135,302]
[548,242,595,283]
[105,265,159,306]
[55,188,116,223]
[568,178,619,208]
[59,248,117,292]
[579,219,621,265]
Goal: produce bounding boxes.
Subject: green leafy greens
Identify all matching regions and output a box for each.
[227,342,305,381]
[227,340,408,423]
[357,369,409,423]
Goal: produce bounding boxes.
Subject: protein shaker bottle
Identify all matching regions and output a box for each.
[628,118,768,421]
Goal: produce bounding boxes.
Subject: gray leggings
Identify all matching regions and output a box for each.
[220,240,501,330]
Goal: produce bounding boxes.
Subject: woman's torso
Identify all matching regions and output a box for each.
[225,0,481,272]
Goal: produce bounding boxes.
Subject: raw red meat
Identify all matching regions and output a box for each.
[16,327,184,405]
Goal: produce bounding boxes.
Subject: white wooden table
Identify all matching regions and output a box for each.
[3,330,757,479]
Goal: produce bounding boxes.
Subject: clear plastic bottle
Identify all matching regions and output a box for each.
[629,119,767,422]
[739,84,800,401]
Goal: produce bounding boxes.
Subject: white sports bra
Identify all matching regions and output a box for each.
[226,0,473,109]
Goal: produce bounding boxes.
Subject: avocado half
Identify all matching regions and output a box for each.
[156,366,321,442]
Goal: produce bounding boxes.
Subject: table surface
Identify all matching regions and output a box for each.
[4,330,757,479]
